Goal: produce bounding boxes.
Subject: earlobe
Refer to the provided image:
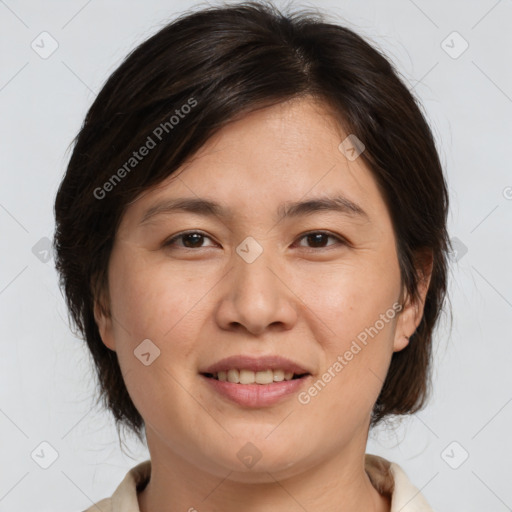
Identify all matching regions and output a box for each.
[393,291,421,352]
[93,299,116,351]
[393,249,433,353]
[393,334,410,352]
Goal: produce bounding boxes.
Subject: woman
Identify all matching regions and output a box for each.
[53,2,450,511]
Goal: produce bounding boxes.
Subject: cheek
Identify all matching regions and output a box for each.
[107,246,215,366]
[301,300,397,435]
[106,251,207,414]
[297,255,400,412]
[110,246,177,330]
[299,256,401,346]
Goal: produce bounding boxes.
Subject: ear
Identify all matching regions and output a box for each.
[393,249,433,352]
[93,286,116,352]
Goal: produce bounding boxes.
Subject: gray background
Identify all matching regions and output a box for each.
[1,0,511,510]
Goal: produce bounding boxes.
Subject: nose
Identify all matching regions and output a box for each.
[214,240,298,336]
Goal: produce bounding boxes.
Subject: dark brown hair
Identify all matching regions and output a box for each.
[54,1,450,443]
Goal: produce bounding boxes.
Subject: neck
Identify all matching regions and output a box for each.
[138,430,390,512]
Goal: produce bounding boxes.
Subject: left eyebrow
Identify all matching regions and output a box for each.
[139,194,370,226]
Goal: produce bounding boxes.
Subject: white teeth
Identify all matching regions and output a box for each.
[227,369,240,383]
[255,370,273,384]
[211,369,303,384]
[239,369,255,384]
[272,369,285,382]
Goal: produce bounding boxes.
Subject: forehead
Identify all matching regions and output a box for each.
[122,97,388,229]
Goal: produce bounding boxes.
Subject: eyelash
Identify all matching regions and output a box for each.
[162,230,348,251]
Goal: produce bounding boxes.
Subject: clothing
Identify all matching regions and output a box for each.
[83,454,434,512]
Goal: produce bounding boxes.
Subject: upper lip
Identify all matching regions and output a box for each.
[201,355,311,375]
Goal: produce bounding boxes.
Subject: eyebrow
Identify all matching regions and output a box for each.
[139,194,370,225]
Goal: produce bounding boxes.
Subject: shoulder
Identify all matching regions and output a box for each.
[81,460,151,512]
[82,496,112,512]
[365,453,435,512]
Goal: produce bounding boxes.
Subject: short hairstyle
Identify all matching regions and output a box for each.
[54,1,450,442]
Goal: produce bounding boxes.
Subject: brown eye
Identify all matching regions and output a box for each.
[163,231,216,249]
[296,231,346,249]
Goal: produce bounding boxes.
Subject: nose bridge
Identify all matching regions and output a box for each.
[216,234,296,334]
[233,235,279,303]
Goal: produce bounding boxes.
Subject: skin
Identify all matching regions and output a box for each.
[95,95,432,512]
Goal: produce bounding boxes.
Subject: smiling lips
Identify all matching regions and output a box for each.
[200,354,312,407]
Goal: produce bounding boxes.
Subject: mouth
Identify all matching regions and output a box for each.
[199,355,313,406]
[201,369,310,384]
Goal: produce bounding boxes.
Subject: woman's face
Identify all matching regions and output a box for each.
[96,96,423,481]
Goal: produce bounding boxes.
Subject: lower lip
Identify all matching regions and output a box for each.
[201,374,310,407]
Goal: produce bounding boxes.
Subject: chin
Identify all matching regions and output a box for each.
[222,456,308,483]
[209,438,315,482]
